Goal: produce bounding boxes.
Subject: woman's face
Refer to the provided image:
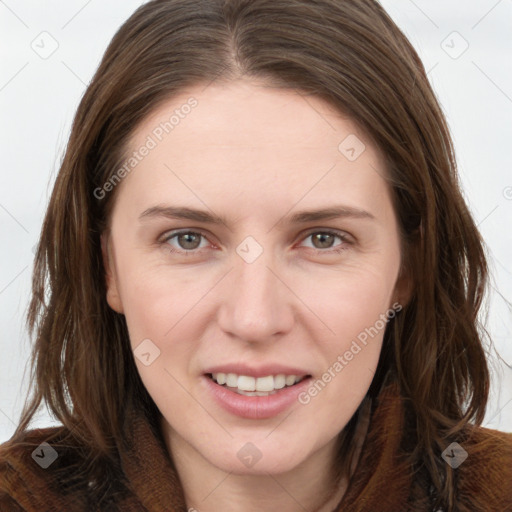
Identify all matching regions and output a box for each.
[102,79,408,475]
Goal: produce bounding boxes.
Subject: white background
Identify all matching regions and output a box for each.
[1,0,511,443]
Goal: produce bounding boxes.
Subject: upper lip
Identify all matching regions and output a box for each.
[204,363,311,378]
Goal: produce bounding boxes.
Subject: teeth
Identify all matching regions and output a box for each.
[285,375,296,386]
[226,373,238,387]
[237,390,273,396]
[211,372,305,392]
[255,375,274,392]
[274,374,286,389]
[238,375,256,391]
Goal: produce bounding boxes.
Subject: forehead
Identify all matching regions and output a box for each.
[116,79,393,222]
[131,79,367,150]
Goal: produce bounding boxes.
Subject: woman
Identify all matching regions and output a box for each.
[1,0,511,510]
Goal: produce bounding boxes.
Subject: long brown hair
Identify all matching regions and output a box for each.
[13,0,489,508]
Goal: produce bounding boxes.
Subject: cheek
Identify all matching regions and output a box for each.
[295,272,395,427]
[117,265,207,391]
[306,267,398,340]
[119,271,199,407]
[115,255,191,342]
[298,265,398,395]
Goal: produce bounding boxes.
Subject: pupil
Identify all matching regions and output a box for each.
[314,233,333,248]
[180,233,200,249]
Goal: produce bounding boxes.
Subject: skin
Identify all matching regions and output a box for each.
[101,79,410,511]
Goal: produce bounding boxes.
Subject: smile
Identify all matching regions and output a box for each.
[203,372,313,419]
[208,372,308,396]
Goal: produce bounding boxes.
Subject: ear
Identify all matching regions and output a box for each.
[100,231,124,314]
[392,261,413,310]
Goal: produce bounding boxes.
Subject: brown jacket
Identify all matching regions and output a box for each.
[1,384,511,511]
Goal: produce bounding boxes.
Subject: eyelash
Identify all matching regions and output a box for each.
[160,229,352,256]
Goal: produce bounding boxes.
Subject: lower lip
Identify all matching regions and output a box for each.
[202,375,312,420]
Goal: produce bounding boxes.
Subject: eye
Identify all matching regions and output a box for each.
[160,229,352,256]
[298,230,351,254]
[162,230,210,254]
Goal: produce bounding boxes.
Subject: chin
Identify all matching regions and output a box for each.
[200,437,315,477]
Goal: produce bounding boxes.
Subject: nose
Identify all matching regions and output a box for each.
[216,244,294,345]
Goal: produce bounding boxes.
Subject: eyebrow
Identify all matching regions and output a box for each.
[138,204,375,226]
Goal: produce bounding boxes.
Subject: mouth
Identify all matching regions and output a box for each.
[203,370,313,419]
[206,372,311,397]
